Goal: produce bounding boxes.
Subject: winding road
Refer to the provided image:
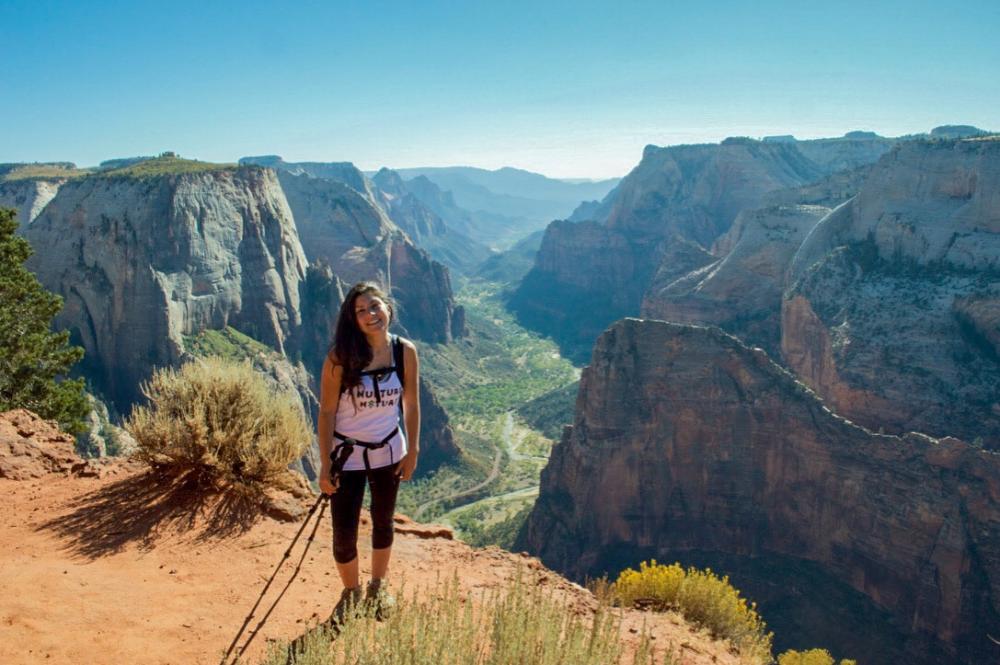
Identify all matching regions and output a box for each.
[412,415,508,521]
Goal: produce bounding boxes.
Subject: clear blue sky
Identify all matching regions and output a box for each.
[2,0,998,178]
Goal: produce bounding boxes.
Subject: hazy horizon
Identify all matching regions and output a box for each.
[2,0,998,179]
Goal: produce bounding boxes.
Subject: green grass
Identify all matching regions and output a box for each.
[1,155,242,183]
[183,326,276,362]
[454,503,534,550]
[419,281,578,418]
[96,155,239,179]
[1,164,92,182]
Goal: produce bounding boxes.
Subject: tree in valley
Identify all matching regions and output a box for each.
[0,207,88,432]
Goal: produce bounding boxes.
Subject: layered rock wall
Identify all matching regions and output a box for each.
[782,139,1000,446]
[274,169,465,343]
[642,205,829,356]
[24,167,307,410]
[522,318,1000,663]
[512,139,869,361]
[0,178,63,226]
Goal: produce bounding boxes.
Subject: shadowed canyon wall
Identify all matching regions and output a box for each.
[245,158,466,344]
[521,318,1000,664]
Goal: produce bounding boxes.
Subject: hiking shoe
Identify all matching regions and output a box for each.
[365,579,396,621]
[328,586,364,628]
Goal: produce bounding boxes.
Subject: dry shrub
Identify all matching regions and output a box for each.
[264,573,675,665]
[777,648,856,665]
[614,560,772,664]
[126,357,309,485]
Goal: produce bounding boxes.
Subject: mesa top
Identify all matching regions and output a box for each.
[334,361,407,471]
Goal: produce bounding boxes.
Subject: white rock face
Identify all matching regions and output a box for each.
[783,139,1000,446]
[24,167,308,408]
[0,179,63,226]
[792,139,1000,277]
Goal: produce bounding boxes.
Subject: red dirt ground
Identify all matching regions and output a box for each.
[0,413,743,665]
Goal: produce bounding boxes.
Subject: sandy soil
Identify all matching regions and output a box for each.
[0,463,742,665]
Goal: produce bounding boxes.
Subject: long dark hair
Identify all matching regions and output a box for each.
[329,282,395,394]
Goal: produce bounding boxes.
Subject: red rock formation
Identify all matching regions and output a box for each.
[0,409,89,479]
[512,139,843,361]
[642,205,829,356]
[522,318,1000,664]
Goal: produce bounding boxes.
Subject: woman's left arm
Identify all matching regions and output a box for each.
[399,340,420,481]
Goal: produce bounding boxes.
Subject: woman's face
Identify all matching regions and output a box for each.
[353,293,390,338]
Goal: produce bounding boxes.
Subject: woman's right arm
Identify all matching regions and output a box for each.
[318,356,343,495]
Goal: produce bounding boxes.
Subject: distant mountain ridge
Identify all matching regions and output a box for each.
[513,135,869,361]
[390,165,620,248]
[242,156,491,274]
[393,165,618,202]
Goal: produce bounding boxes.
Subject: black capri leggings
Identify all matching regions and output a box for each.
[329,463,401,564]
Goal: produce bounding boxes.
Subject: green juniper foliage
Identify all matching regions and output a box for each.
[0,208,87,432]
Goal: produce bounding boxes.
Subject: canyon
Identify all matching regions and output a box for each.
[4,129,999,662]
[512,131,1000,662]
[514,134,1000,447]
[511,133,894,361]
[0,157,464,475]
[520,318,1000,664]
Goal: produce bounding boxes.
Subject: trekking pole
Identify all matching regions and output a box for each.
[219,494,328,665]
[233,499,328,664]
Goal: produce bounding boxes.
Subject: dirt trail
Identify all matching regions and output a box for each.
[0,463,742,665]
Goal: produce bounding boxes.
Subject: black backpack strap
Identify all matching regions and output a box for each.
[392,335,407,443]
[392,335,405,388]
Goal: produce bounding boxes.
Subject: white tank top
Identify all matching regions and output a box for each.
[335,362,406,471]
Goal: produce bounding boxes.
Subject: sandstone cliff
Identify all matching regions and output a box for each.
[642,205,830,356]
[14,159,461,476]
[792,133,895,174]
[257,162,466,343]
[23,165,308,411]
[371,167,490,274]
[782,138,1000,447]
[240,155,373,197]
[0,177,64,226]
[521,318,1000,664]
[512,137,880,361]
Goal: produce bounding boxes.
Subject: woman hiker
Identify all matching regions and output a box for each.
[318,282,420,622]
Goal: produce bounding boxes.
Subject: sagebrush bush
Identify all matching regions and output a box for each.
[613,560,772,664]
[262,574,675,665]
[777,648,856,665]
[126,357,309,484]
